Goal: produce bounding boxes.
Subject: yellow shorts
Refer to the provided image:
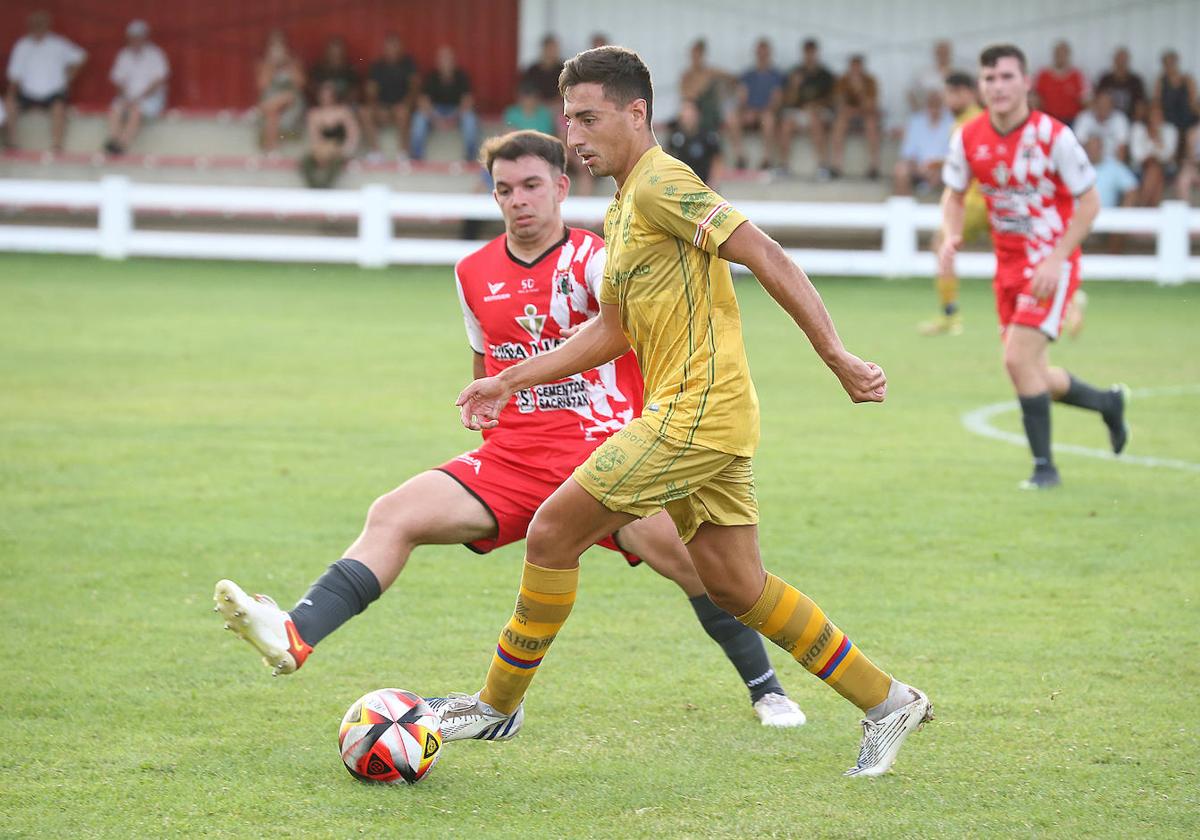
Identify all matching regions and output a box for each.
[572,417,759,543]
[963,196,990,244]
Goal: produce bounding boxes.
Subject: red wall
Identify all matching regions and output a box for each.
[1,0,519,112]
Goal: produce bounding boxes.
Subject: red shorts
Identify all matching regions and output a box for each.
[436,435,640,564]
[994,256,1081,340]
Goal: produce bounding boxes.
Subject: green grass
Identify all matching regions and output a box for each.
[1,254,1198,838]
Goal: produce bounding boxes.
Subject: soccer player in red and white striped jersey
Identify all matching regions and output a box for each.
[939,44,1129,489]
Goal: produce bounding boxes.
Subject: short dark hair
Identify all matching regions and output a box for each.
[559,46,654,122]
[479,130,566,175]
[803,38,819,51]
[980,44,1027,73]
[945,71,975,89]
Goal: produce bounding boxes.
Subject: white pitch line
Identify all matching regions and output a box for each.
[961,385,1200,473]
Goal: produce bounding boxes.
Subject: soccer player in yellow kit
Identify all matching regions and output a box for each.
[441,47,931,777]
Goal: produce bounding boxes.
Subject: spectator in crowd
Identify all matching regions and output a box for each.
[828,53,882,179]
[589,33,609,50]
[679,38,734,135]
[1176,128,1199,201]
[1130,101,1178,206]
[1085,135,1137,209]
[410,45,478,162]
[362,33,418,161]
[3,10,86,152]
[504,81,555,134]
[778,38,835,178]
[1095,47,1146,120]
[300,80,358,188]
[664,98,723,185]
[1034,40,1090,125]
[1074,90,1131,164]
[908,39,957,111]
[103,20,169,156]
[724,38,784,170]
[520,34,564,105]
[892,88,953,196]
[255,29,305,153]
[309,37,359,106]
[1154,50,1198,161]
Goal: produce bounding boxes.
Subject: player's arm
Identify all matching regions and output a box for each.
[718,222,885,404]
[937,126,971,276]
[472,352,485,380]
[1030,128,1101,297]
[456,303,630,430]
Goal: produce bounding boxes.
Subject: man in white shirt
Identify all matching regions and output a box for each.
[4,10,87,152]
[1072,90,1131,163]
[104,19,169,156]
[893,89,954,195]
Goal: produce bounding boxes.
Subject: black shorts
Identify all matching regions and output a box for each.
[17,90,66,109]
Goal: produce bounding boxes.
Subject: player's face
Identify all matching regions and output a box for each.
[491,155,569,242]
[979,57,1029,117]
[563,82,645,178]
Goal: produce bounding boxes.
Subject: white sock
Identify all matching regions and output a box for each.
[866,679,916,722]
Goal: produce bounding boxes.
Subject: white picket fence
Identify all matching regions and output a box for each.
[0,175,1196,283]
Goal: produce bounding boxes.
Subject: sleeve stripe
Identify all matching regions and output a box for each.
[693,201,730,249]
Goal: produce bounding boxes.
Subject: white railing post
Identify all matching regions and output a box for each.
[1156,201,1188,286]
[357,184,391,269]
[882,195,918,278]
[98,175,132,260]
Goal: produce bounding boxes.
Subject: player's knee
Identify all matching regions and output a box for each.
[525,510,585,569]
[364,490,417,541]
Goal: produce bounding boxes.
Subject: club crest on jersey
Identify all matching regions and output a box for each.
[556,270,571,296]
[992,161,1011,186]
[516,304,547,340]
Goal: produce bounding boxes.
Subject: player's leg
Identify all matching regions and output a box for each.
[1004,324,1061,488]
[919,229,962,336]
[684,521,930,776]
[117,106,143,150]
[215,469,495,673]
[614,513,803,725]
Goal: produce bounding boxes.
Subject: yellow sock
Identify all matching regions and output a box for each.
[737,574,891,712]
[479,561,579,715]
[936,273,959,313]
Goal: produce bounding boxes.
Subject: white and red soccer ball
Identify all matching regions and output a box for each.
[338,688,442,784]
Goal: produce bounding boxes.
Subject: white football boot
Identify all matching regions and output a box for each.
[426,692,524,742]
[752,692,807,728]
[213,579,312,676]
[844,686,933,777]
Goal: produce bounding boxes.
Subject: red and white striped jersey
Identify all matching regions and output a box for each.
[944,110,1096,266]
[454,227,643,451]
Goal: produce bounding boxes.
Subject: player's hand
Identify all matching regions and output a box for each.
[828,351,887,404]
[456,375,512,430]
[1030,256,1063,299]
[936,234,961,278]
[559,317,594,338]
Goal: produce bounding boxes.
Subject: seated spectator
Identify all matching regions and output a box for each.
[664,99,723,185]
[1095,47,1146,121]
[828,54,881,179]
[1130,102,1178,206]
[255,29,305,154]
[103,20,169,156]
[778,38,835,178]
[504,82,555,134]
[520,34,564,105]
[1085,135,1137,209]
[724,38,785,170]
[309,37,359,106]
[300,80,358,188]
[3,10,86,152]
[1155,50,1199,161]
[589,33,609,50]
[362,33,418,160]
[410,45,478,162]
[908,39,958,111]
[1034,40,1089,125]
[679,38,734,135]
[1074,90,1131,164]
[892,89,953,196]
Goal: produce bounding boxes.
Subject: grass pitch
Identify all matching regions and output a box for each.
[1,254,1198,838]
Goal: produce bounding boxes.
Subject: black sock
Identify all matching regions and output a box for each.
[689,594,784,703]
[289,558,381,647]
[1019,392,1054,471]
[1058,374,1114,414]
[944,301,959,316]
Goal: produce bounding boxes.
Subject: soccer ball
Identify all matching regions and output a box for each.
[338,688,443,784]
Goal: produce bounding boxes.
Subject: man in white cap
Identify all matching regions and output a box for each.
[104,19,169,155]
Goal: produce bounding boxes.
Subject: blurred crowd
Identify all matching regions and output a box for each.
[3,9,1199,203]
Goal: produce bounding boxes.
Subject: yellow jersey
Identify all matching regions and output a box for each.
[600,146,759,457]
